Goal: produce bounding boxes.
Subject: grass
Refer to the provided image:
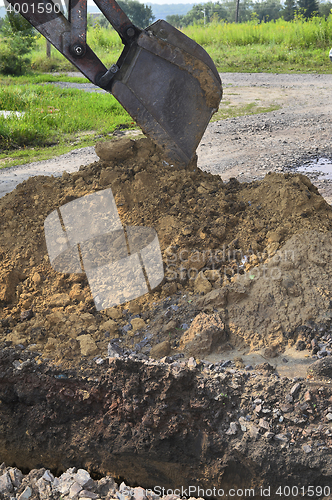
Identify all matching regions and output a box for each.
[0,73,89,85]
[30,28,123,73]
[28,16,332,74]
[0,83,133,168]
[183,15,332,73]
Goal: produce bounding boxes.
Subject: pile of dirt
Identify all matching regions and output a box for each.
[1,136,332,366]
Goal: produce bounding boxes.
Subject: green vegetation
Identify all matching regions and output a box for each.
[0,11,36,75]
[184,15,332,72]
[212,101,281,121]
[0,83,133,167]
[88,0,154,28]
[24,14,332,74]
[167,0,325,26]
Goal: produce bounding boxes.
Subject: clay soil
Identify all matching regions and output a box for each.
[1,73,332,496]
[1,136,332,365]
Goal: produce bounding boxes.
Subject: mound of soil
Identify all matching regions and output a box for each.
[1,136,332,367]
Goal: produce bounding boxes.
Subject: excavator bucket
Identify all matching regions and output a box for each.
[4,0,222,167]
[109,20,222,167]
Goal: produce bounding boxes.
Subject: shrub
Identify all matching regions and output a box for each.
[0,11,36,75]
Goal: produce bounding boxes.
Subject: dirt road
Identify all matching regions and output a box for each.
[1,72,332,201]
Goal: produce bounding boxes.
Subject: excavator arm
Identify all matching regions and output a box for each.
[5,0,222,167]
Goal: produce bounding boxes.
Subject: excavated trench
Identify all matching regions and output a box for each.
[1,137,332,498]
[1,348,332,499]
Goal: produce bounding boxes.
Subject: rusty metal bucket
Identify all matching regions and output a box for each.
[109,20,222,167]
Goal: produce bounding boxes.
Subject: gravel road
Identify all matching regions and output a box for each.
[1,72,332,201]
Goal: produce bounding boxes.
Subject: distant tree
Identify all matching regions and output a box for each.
[318,0,332,17]
[0,11,36,74]
[179,2,229,25]
[283,0,297,20]
[222,0,253,22]
[166,14,185,27]
[297,0,319,17]
[1,9,36,36]
[253,0,283,20]
[117,0,155,28]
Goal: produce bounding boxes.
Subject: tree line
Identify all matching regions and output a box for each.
[166,0,332,26]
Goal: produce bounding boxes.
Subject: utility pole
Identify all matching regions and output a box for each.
[201,8,206,24]
[46,40,51,58]
[235,0,240,22]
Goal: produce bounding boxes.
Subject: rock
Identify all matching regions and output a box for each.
[18,486,32,500]
[131,318,146,332]
[80,313,95,325]
[42,470,54,483]
[106,308,122,320]
[196,288,227,308]
[302,444,312,453]
[49,293,71,307]
[108,342,124,359]
[280,404,294,413]
[96,477,117,497]
[304,390,312,402]
[100,319,119,334]
[290,382,301,397]
[75,469,94,490]
[162,319,177,334]
[20,309,33,321]
[150,341,171,359]
[179,312,225,357]
[9,467,24,488]
[79,490,98,498]
[0,269,25,303]
[194,271,212,294]
[32,272,42,286]
[264,431,275,440]
[326,413,332,421]
[161,282,177,296]
[95,138,135,162]
[69,284,85,302]
[248,425,260,439]
[78,335,98,356]
[307,357,332,379]
[274,434,288,443]
[36,477,53,500]
[70,482,83,497]
[128,302,141,314]
[226,422,238,435]
[188,357,197,369]
[133,486,147,500]
[0,471,13,493]
[259,418,270,431]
